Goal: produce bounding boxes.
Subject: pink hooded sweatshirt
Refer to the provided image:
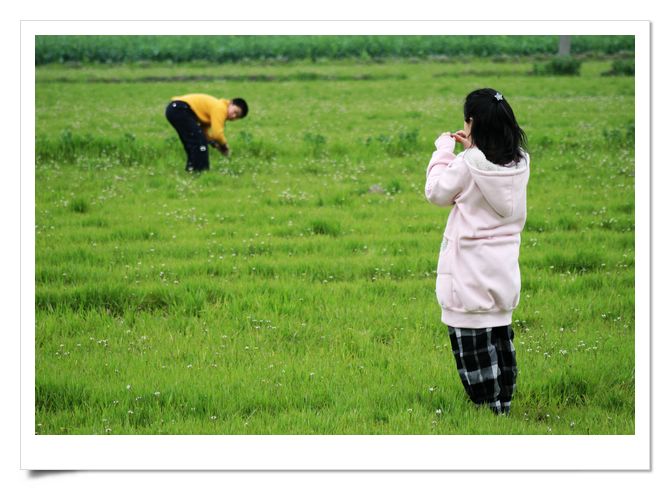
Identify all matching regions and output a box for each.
[425,133,530,329]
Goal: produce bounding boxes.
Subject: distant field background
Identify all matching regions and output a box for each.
[34,36,635,435]
[35,35,634,64]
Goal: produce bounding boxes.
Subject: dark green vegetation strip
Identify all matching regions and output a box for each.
[38,72,409,84]
[36,35,634,65]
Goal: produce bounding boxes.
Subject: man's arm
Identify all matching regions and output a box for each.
[209,104,228,148]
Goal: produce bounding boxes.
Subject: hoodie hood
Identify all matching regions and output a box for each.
[463,147,529,218]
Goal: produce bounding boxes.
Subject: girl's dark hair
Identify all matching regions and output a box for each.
[464,88,528,166]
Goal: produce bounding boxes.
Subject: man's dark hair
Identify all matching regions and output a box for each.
[232,98,249,118]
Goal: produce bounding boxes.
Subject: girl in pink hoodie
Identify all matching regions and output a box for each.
[425,88,530,415]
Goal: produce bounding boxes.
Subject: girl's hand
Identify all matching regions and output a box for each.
[453,130,472,149]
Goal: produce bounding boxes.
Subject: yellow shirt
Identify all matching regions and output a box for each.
[171,94,230,145]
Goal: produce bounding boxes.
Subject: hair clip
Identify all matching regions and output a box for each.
[494,92,504,101]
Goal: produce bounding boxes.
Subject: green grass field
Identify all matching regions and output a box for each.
[34,56,635,435]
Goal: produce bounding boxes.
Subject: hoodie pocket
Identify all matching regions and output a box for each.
[435,237,463,310]
[436,273,463,310]
[452,237,521,312]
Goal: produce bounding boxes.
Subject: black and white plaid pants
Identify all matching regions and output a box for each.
[447,325,517,415]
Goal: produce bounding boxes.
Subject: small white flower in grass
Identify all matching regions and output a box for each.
[435,409,442,415]
[187,364,192,369]
[154,392,160,397]
[126,384,131,390]
[128,410,134,415]
[407,408,413,413]
[570,421,575,428]
[428,386,436,393]
[210,416,217,420]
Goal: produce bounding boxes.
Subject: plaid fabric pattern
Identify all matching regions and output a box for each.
[447,325,517,415]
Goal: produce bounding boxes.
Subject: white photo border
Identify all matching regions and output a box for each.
[21,20,650,471]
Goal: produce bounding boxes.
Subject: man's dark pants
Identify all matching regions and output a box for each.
[165,101,209,171]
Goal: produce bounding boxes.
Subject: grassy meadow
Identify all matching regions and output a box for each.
[34,56,635,435]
